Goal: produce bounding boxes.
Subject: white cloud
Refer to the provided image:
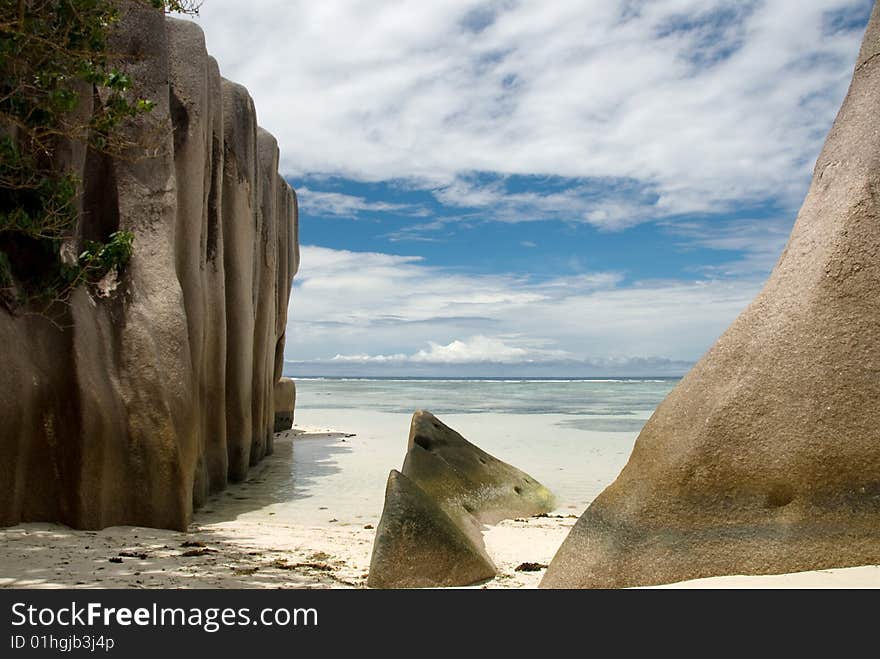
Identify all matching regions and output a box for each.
[174,2,871,373]
[331,335,569,364]
[664,216,795,275]
[187,0,870,225]
[430,177,665,229]
[330,352,408,363]
[284,245,762,369]
[297,187,421,218]
[413,336,531,363]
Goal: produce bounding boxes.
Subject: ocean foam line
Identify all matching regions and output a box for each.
[293,377,676,384]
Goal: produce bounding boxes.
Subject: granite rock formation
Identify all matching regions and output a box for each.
[0,5,299,531]
[368,411,554,587]
[273,378,296,432]
[367,471,497,589]
[404,410,555,525]
[542,4,880,588]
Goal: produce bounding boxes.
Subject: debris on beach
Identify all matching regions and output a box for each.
[118,551,148,560]
[231,567,260,576]
[271,559,334,572]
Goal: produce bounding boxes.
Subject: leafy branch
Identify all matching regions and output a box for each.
[0,0,200,313]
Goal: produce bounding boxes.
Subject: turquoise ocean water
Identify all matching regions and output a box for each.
[292,377,680,519]
[296,376,679,425]
[199,377,681,525]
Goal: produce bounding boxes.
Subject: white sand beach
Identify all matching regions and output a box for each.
[1,410,877,589]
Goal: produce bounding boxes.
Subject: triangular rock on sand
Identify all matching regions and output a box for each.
[368,411,556,588]
[404,410,556,525]
[367,470,496,589]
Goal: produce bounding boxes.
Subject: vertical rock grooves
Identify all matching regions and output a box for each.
[0,5,299,531]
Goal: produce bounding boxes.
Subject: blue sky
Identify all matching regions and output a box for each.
[188,0,875,375]
[291,175,791,281]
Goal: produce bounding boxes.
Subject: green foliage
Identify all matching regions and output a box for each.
[71,230,134,283]
[0,138,78,240]
[0,0,199,312]
[33,229,136,306]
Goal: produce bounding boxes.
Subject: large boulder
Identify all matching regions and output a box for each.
[0,4,298,531]
[542,5,880,589]
[404,410,556,525]
[274,377,296,432]
[367,470,496,589]
[368,411,555,588]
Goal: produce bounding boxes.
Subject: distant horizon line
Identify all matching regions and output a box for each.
[285,374,685,381]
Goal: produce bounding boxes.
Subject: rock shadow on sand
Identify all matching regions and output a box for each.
[193,429,355,524]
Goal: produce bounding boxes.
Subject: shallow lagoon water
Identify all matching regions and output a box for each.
[296,377,678,417]
[198,378,679,527]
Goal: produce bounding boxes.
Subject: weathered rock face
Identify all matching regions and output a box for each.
[367,471,497,589]
[273,378,296,432]
[368,411,554,587]
[0,5,299,531]
[542,6,880,589]
[405,410,556,525]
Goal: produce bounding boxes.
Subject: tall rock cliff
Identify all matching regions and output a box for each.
[542,3,880,588]
[0,5,299,531]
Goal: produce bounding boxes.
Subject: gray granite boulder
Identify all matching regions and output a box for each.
[367,470,496,589]
[404,410,555,525]
[542,4,880,588]
[0,4,298,530]
[273,377,296,432]
[368,411,555,587]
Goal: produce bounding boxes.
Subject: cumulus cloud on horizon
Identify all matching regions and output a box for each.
[328,335,569,364]
[283,244,762,373]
